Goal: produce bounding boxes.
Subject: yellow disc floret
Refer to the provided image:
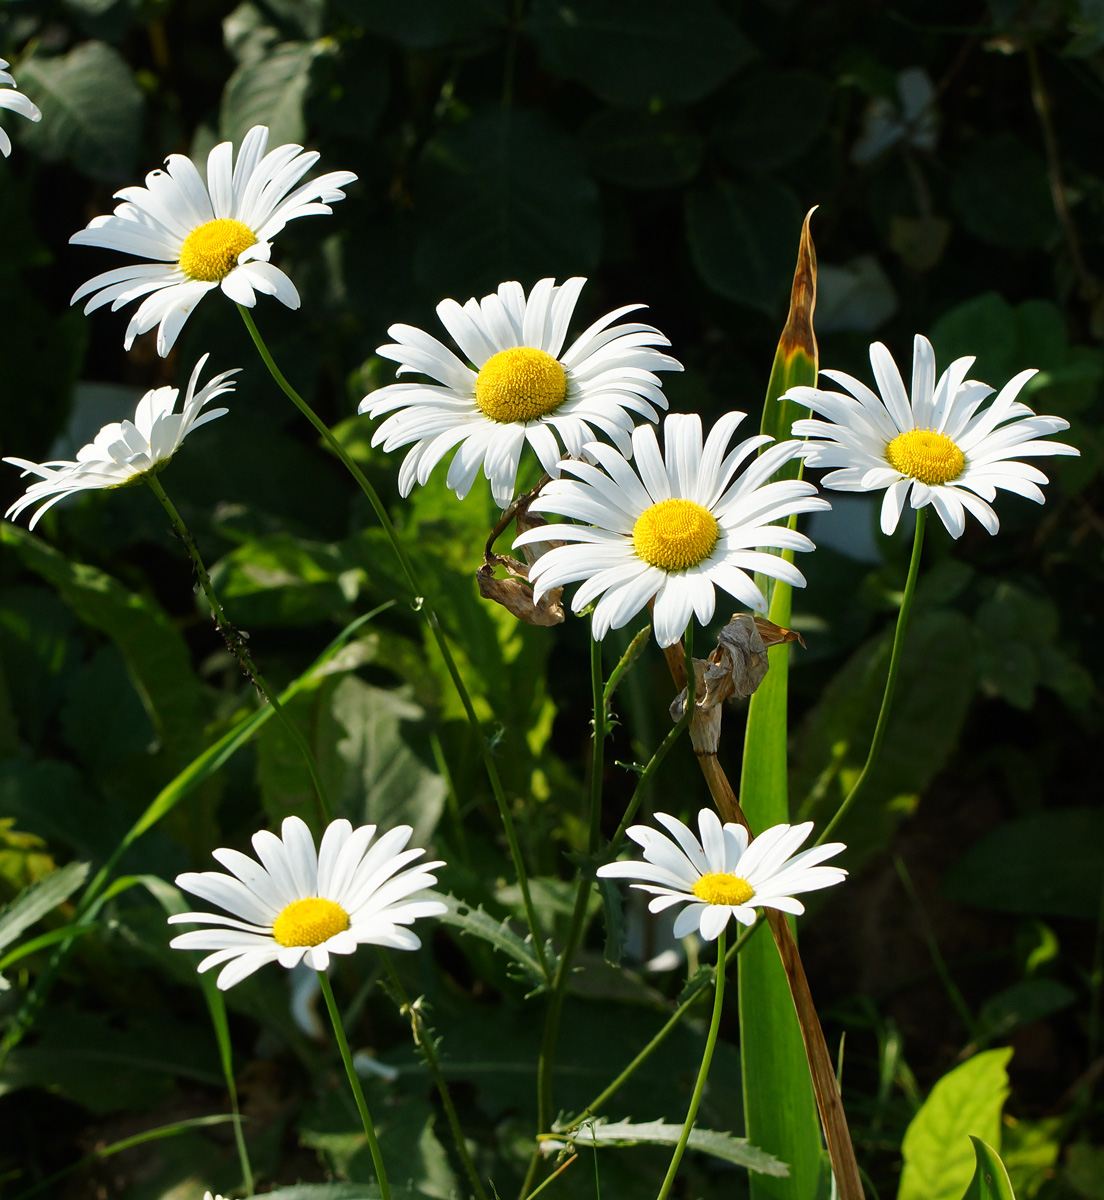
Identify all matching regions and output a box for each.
[885,428,966,485]
[693,872,755,907]
[272,897,350,948]
[179,218,257,282]
[632,498,720,571]
[474,347,568,423]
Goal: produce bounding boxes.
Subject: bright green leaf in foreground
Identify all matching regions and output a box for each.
[0,861,88,955]
[960,1137,1017,1200]
[898,1049,1012,1200]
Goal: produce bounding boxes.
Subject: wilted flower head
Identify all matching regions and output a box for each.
[70,125,356,355]
[4,355,235,528]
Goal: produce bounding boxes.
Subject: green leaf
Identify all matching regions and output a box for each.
[898,1049,1012,1200]
[949,134,1056,251]
[960,1137,1017,1200]
[258,1187,387,1199]
[685,178,803,315]
[431,891,547,990]
[979,980,1076,1041]
[526,0,753,106]
[0,861,89,953]
[1065,1143,1104,1198]
[1,524,206,769]
[17,41,143,181]
[1001,1116,1061,1198]
[944,809,1104,919]
[557,1118,788,1175]
[414,109,601,298]
[581,107,703,189]
[333,0,508,48]
[710,70,833,172]
[221,40,317,148]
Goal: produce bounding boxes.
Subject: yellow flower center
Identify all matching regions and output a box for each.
[885,428,966,485]
[178,218,257,282]
[272,897,350,948]
[474,347,568,423]
[632,498,720,571]
[693,872,755,907]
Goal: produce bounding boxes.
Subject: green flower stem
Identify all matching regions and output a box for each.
[317,970,392,1200]
[568,921,760,1130]
[379,951,490,1200]
[607,711,689,855]
[602,625,652,708]
[144,471,333,827]
[816,507,926,847]
[236,304,549,981]
[535,637,609,1140]
[656,926,728,1200]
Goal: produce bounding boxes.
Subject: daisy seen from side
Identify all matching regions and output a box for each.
[69,125,356,356]
[168,816,446,990]
[0,58,41,156]
[4,354,235,528]
[359,277,682,508]
[598,810,847,941]
[784,334,1079,538]
[514,411,829,648]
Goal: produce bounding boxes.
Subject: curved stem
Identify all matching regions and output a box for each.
[379,951,489,1200]
[607,712,689,855]
[236,304,549,980]
[656,927,727,1200]
[817,508,926,847]
[318,971,392,1200]
[534,637,608,1142]
[144,471,332,827]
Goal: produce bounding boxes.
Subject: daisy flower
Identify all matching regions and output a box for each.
[513,411,829,648]
[597,810,847,941]
[785,334,1079,538]
[69,125,356,356]
[359,277,682,507]
[4,354,235,529]
[0,58,41,156]
[168,816,446,990]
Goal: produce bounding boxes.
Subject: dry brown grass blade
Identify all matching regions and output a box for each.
[659,637,865,1200]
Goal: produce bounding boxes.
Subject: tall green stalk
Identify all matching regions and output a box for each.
[816,508,926,846]
[318,971,392,1200]
[236,304,549,981]
[144,472,333,828]
[656,927,728,1200]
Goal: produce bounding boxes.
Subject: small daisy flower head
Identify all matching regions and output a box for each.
[168,816,447,990]
[597,810,847,941]
[785,334,1079,538]
[70,125,357,356]
[4,354,235,529]
[514,411,830,648]
[359,277,682,508]
[0,59,41,157]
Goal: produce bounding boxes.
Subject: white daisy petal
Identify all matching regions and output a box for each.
[360,278,681,507]
[782,336,1078,536]
[169,818,444,989]
[518,411,823,646]
[68,124,355,356]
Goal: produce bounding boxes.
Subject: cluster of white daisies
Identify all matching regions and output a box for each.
[0,113,1079,987]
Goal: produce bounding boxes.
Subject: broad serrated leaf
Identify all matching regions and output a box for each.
[961,1137,1017,1200]
[898,1049,1012,1200]
[526,0,753,106]
[431,891,546,989]
[17,41,143,181]
[556,1118,788,1176]
[0,861,89,953]
[221,40,317,147]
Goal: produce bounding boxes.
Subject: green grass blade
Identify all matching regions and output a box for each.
[740,210,826,1200]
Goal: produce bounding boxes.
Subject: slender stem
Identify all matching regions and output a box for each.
[607,713,690,855]
[567,921,760,1130]
[237,304,549,980]
[817,508,926,846]
[603,626,651,708]
[144,472,333,828]
[379,951,489,1200]
[656,927,728,1200]
[532,637,609,1173]
[317,971,392,1200]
